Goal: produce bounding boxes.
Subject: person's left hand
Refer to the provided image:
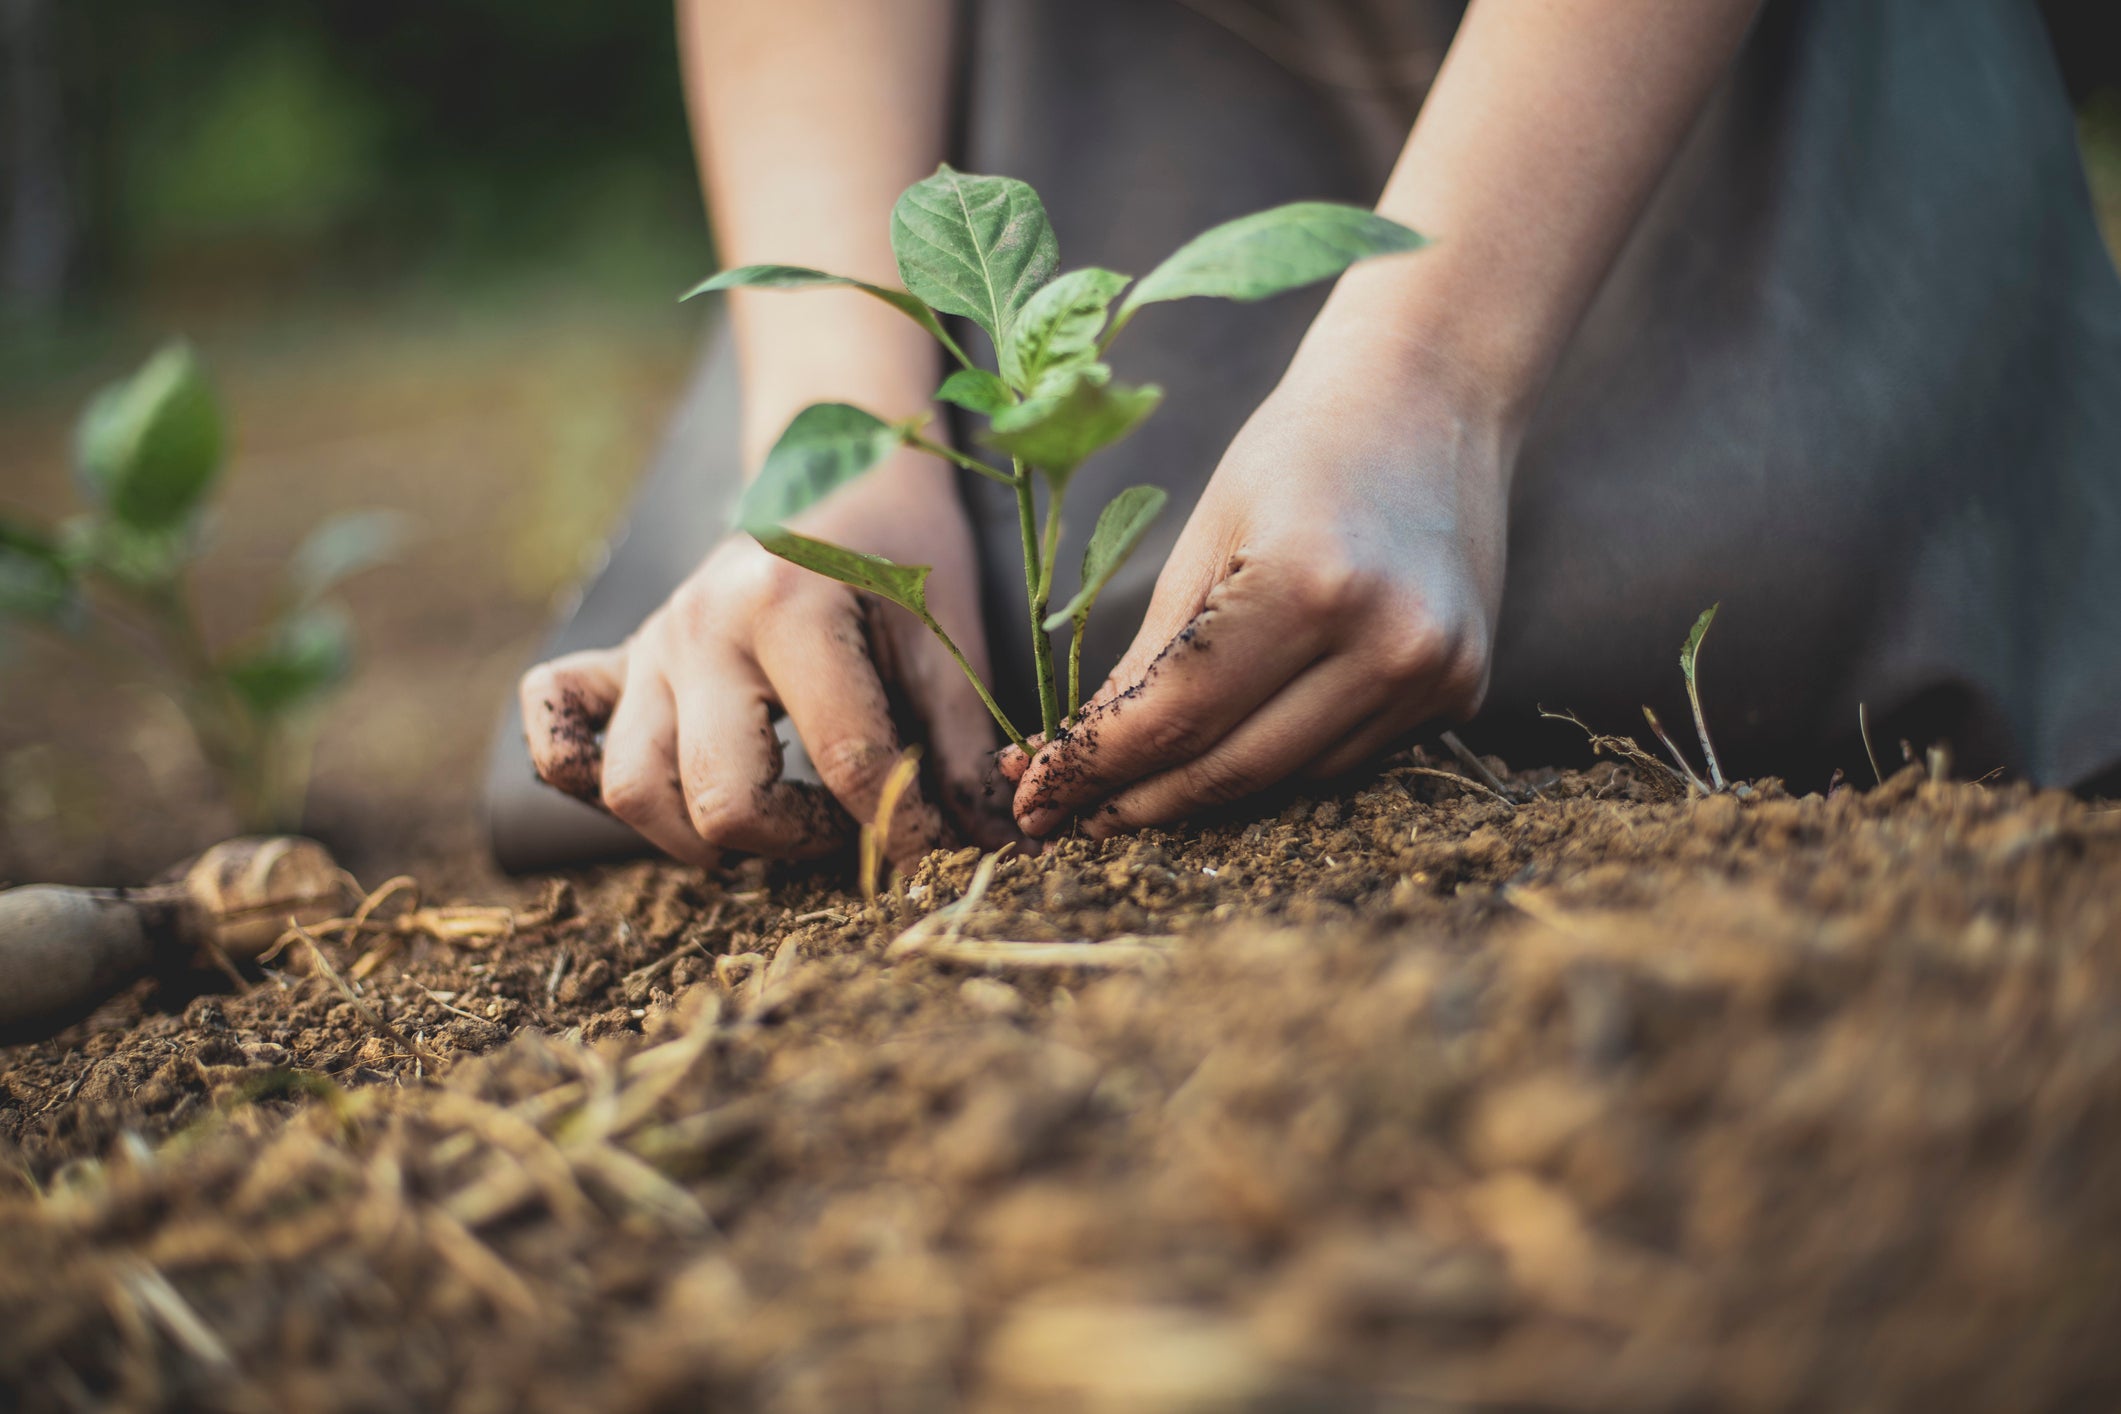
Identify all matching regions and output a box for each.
[998,340,1513,839]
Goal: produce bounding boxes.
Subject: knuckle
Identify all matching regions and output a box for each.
[1176,753,1259,810]
[809,735,899,804]
[600,769,659,823]
[684,779,752,847]
[1377,617,1453,683]
[1138,711,1213,764]
[1285,553,1377,618]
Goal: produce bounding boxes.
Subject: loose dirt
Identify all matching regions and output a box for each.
[4,751,2120,1411]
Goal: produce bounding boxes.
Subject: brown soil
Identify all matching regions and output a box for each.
[4,752,2120,1412]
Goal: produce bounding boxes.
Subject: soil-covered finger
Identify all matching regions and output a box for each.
[519,647,627,805]
[1083,661,1385,838]
[753,595,943,867]
[598,667,717,868]
[666,645,852,860]
[1012,576,1326,834]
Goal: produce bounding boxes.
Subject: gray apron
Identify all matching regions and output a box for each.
[485,0,2121,871]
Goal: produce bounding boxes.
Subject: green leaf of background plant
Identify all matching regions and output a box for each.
[288,509,410,606]
[935,368,1015,417]
[1116,203,1426,324]
[736,403,902,531]
[0,518,79,624]
[1043,485,1168,631]
[683,264,969,366]
[62,514,190,589]
[749,528,932,619]
[221,604,352,715]
[74,343,226,532]
[1001,267,1129,391]
[981,367,1162,485]
[890,165,1058,346]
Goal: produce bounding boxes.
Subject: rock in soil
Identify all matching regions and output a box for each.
[3,759,2121,1411]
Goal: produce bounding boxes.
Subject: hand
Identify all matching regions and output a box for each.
[520,456,1003,867]
[1001,340,1511,839]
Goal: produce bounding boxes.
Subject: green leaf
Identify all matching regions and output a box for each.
[0,517,79,624]
[736,403,902,531]
[75,343,227,532]
[1116,203,1426,325]
[890,165,1058,346]
[221,604,352,715]
[1679,602,1719,687]
[61,513,190,589]
[288,509,409,605]
[749,528,931,619]
[683,264,969,366]
[1043,485,1168,631]
[935,368,1015,417]
[981,366,1163,485]
[1001,266,1129,392]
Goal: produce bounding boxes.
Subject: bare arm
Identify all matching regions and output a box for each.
[677,0,955,472]
[1009,0,1766,836]
[1331,0,1765,437]
[519,5,1002,871]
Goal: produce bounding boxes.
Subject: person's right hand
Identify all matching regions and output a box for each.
[518,455,1002,869]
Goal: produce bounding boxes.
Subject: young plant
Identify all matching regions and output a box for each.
[0,343,402,831]
[684,166,1426,748]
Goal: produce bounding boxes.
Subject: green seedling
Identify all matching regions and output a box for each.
[1678,603,1726,790]
[1540,602,1731,799]
[0,343,402,830]
[685,166,1425,746]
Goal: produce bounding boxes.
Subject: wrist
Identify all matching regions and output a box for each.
[1299,256,1555,446]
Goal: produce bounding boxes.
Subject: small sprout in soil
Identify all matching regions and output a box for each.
[1679,603,1726,790]
[1540,603,1732,798]
[686,167,1426,744]
[0,344,403,830]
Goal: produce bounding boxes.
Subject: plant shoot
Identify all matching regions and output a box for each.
[685,167,1425,745]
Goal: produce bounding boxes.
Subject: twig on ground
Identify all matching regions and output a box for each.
[1438,730,1520,801]
[1389,765,1516,812]
[545,949,570,1008]
[887,846,1014,957]
[622,902,727,992]
[893,935,1178,972]
[1539,706,1689,798]
[1641,707,1711,796]
[293,922,447,1071]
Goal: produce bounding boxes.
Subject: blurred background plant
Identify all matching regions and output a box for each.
[3,342,403,830]
[0,0,2114,884]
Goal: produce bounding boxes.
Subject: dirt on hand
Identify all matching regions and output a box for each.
[3,751,2120,1412]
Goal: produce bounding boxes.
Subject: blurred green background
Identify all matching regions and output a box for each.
[1,0,708,886]
[2,0,703,373]
[0,1,2116,888]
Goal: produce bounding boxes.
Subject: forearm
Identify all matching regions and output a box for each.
[677,0,955,475]
[1311,0,1764,439]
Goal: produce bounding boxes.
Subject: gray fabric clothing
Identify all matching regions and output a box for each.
[485,0,2121,872]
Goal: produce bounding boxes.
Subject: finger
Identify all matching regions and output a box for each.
[599,661,719,867]
[1302,708,1413,781]
[753,597,943,865]
[1082,663,1386,840]
[995,736,1044,785]
[664,640,852,858]
[520,646,628,804]
[1011,575,1329,834]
